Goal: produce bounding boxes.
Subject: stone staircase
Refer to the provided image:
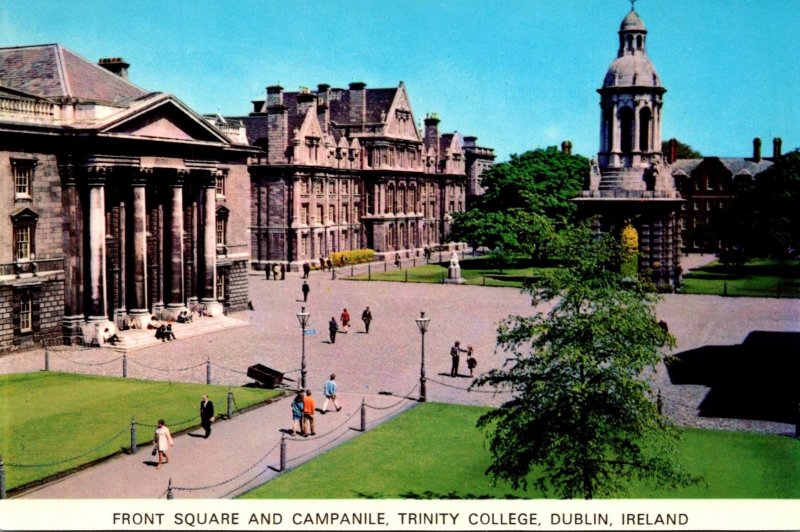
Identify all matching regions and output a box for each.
[599,168,646,190]
[100,315,250,353]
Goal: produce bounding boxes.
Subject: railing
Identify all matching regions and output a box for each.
[0,97,55,118]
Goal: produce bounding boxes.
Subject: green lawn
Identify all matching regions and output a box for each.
[681,259,800,298]
[348,260,551,288]
[241,402,800,499]
[0,371,282,490]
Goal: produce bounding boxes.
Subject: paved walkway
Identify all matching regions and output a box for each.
[2,253,798,498]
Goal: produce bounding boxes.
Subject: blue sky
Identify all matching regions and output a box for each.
[1,0,797,161]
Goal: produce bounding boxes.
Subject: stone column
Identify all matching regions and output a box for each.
[165,171,187,315]
[59,160,84,340]
[200,172,223,316]
[130,170,150,316]
[86,167,109,323]
[611,101,621,166]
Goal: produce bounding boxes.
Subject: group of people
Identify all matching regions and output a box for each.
[154,323,176,342]
[450,340,477,378]
[290,374,341,437]
[152,394,215,469]
[328,306,372,343]
[265,262,287,280]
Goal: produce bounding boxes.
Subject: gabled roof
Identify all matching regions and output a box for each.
[671,157,773,177]
[0,44,147,104]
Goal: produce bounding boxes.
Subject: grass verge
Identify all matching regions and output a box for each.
[0,371,282,491]
[681,259,800,297]
[240,402,800,499]
[348,261,552,288]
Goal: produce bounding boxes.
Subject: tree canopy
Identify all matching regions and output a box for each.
[449,147,588,259]
[474,222,698,498]
[662,138,702,159]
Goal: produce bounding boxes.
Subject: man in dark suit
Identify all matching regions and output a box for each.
[200,394,215,439]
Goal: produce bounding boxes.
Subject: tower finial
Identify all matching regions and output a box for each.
[630,0,637,11]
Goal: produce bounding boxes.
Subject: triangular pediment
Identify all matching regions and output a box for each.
[296,108,324,140]
[100,95,231,144]
[384,83,420,141]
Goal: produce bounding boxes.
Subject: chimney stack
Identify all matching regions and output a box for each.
[773,137,782,160]
[98,57,129,80]
[668,138,678,164]
[348,82,367,125]
[424,113,440,153]
[753,137,762,162]
[561,140,573,155]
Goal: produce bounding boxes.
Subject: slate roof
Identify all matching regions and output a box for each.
[0,44,147,104]
[671,157,774,177]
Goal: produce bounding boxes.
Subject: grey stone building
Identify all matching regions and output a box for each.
[575,7,683,288]
[237,82,493,269]
[0,45,254,352]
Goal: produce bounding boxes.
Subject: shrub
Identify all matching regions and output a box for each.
[330,249,375,266]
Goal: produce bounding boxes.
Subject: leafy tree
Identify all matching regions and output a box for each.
[662,138,702,159]
[474,222,698,498]
[450,147,588,259]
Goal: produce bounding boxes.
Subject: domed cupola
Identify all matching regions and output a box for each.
[603,9,662,88]
[596,7,667,180]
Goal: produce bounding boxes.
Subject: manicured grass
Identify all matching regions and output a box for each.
[0,371,282,490]
[681,259,800,298]
[241,402,800,499]
[348,261,552,288]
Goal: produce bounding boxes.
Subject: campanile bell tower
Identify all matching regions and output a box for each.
[575,5,683,289]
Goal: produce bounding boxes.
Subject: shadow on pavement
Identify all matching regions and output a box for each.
[667,331,800,423]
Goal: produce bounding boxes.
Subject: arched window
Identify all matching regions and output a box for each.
[636,35,643,50]
[639,107,652,152]
[603,107,614,153]
[619,106,634,155]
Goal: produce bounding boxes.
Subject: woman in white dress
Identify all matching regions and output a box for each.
[153,419,174,469]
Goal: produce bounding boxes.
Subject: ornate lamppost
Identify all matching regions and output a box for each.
[415,311,430,402]
[296,307,310,390]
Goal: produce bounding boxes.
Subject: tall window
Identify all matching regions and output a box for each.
[215,173,225,197]
[12,159,36,198]
[301,203,309,224]
[19,294,32,333]
[15,225,31,260]
[216,273,226,301]
[301,234,308,257]
[216,218,226,245]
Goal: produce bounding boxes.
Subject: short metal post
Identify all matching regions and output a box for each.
[167,478,174,499]
[0,454,6,500]
[413,257,416,267]
[45,346,50,371]
[227,389,234,419]
[384,262,387,272]
[331,267,335,280]
[280,435,287,471]
[404,271,408,283]
[657,390,663,416]
[206,357,211,385]
[723,281,728,296]
[123,354,128,378]
[368,264,371,281]
[482,274,486,286]
[131,417,137,454]
[351,265,354,276]
[360,398,366,432]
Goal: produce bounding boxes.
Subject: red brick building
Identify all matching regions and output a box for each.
[238,82,493,269]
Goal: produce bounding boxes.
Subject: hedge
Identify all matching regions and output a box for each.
[330,249,375,266]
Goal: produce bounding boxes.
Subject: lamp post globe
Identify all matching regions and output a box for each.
[415,311,430,402]
[296,307,310,390]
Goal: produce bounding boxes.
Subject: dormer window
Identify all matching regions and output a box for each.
[12,158,38,199]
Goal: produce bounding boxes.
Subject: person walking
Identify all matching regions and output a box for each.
[328,316,338,343]
[265,264,271,280]
[340,308,350,333]
[291,393,305,436]
[200,394,215,439]
[302,262,310,279]
[466,345,477,377]
[361,306,373,334]
[302,390,316,436]
[153,419,174,469]
[450,340,467,377]
[321,374,342,414]
[301,281,310,302]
